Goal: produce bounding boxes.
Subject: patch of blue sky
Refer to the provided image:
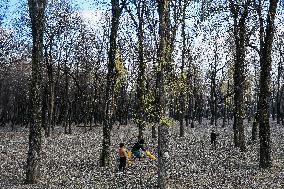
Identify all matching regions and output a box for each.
[2,0,25,28]
[2,0,110,27]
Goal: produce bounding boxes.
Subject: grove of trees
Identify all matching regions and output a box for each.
[0,0,283,188]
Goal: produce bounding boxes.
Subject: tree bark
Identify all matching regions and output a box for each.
[210,44,218,127]
[252,119,258,141]
[136,0,146,140]
[232,21,246,151]
[257,0,278,169]
[230,0,250,152]
[156,0,171,188]
[46,62,54,137]
[101,0,124,167]
[42,84,48,137]
[25,0,47,184]
[276,50,283,124]
[44,36,55,137]
[63,60,69,134]
[179,0,187,137]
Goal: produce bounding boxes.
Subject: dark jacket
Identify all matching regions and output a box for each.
[132,142,145,152]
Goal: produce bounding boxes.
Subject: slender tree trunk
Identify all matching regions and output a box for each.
[101,0,123,167]
[151,124,156,138]
[47,63,54,137]
[209,56,217,127]
[157,0,171,188]
[222,99,226,127]
[45,38,54,137]
[25,0,47,184]
[52,61,61,131]
[281,86,284,126]
[42,85,48,137]
[191,78,197,128]
[68,106,72,134]
[63,60,69,134]
[252,119,258,141]
[179,1,187,137]
[271,84,276,121]
[136,1,146,140]
[276,50,283,124]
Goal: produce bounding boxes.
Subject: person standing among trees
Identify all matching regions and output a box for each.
[118,143,127,172]
[210,130,218,146]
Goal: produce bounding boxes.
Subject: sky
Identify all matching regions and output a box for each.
[2,0,109,28]
[2,0,284,77]
[5,0,105,11]
[2,0,19,26]
[3,0,284,28]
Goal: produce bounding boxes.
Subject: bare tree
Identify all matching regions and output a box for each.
[276,34,284,124]
[25,0,47,184]
[178,0,188,137]
[156,0,171,188]
[126,0,147,140]
[229,0,251,152]
[101,0,127,167]
[254,0,279,168]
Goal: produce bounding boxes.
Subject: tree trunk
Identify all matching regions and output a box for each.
[101,0,122,167]
[210,51,217,127]
[222,96,227,127]
[271,88,276,121]
[157,0,171,188]
[276,50,283,124]
[252,119,258,141]
[179,1,187,137]
[152,125,156,138]
[232,24,246,151]
[230,0,250,152]
[47,63,54,137]
[45,37,55,138]
[136,1,146,140]
[42,84,48,137]
[258,0,278,169]
[63,60,69,135]
[25,0,47,184]
[68,106,72,134]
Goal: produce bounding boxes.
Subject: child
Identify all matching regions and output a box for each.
[131,139,146,160]
[118,143,127,172]
[210,130,218,146]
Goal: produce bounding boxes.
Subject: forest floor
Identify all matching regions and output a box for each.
[0,119,283,189]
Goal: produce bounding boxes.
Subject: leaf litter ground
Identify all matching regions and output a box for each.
[0,119,283,189]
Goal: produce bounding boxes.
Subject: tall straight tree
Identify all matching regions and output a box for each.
[136,0,146,140]
[26,0,47,184]
[179,0,188,137]
[276,44,283,124]
[126,0,147,140]
[100,0,126,167]
[229,0,251,152]
[254,0,279,168]
[156,0,171,188]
